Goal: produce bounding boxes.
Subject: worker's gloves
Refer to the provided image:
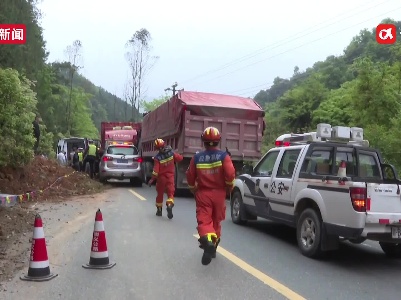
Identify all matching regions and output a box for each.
[148,178,155,187]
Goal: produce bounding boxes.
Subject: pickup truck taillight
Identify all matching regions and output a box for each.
[349,187,367,212]
[102,156,113,162]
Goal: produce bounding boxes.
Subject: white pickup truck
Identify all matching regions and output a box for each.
[231,124,401,258]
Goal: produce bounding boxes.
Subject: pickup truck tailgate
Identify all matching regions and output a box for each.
[366,183,401,214]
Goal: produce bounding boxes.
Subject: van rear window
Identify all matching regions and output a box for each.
[107,146,138,156]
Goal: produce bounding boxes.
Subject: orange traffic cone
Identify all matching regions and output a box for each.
[20,214,58,282]
[337,160,347,178]
[82,209,116,269]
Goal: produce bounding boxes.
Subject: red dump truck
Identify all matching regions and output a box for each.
[139,91,265,192]
[95,121,142,172]
[99,121,142,154]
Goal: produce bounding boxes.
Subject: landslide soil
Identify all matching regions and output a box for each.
[0,156,110,286]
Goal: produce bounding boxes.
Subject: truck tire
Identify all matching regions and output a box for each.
[230,190,247,225]
[296,208,323,258]
[174,164,185,197]
[379,242,401,258]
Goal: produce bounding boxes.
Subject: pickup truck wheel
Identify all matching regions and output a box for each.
[296,208,322,258]
[379,242,401,258]
[231,191,247,225]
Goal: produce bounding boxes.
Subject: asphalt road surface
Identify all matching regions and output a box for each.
[4,184,401,300]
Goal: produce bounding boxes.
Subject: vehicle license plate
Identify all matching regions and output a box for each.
[117,159,128,163]
[391,227,401,239]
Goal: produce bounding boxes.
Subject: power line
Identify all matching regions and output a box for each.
[180,0,390,85]
[228,82,274,94]
[228,73,309,96]
[192,6,401,88]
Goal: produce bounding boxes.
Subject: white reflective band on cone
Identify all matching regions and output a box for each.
[33,227,45,239]
[90,251,109,258]
[94,221,105,231]
[29,260,50,268]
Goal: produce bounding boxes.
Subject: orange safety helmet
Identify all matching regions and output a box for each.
[154,138,165,149]
[201,127,221,143]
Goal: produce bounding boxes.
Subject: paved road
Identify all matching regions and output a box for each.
[4,185,401,299]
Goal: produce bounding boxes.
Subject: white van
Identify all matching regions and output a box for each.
[56,137,87,163]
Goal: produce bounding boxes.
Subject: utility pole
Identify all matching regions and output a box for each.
[164,82,184,97]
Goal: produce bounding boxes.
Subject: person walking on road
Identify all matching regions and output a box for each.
[186,126,236,266]
[83,140,97,179]
[148,138,183,219]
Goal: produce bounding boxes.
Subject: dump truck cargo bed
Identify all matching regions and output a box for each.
[139,91,265,189]
[141,91,264,140]
[140,91,265,158]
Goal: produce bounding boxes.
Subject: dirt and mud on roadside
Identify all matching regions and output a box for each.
[0,156,114,288]
[0,205,37,287]
[0,156,109,201]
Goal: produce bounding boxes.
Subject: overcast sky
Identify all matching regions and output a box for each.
[38,0,401,101]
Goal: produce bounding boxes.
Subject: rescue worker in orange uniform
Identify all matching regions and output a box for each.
[148,138,183,219]
[186,127,236,265]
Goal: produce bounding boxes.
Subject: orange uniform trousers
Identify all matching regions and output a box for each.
[195,188,226,238]
[155,175,175,207]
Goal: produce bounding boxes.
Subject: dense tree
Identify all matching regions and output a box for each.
[0,69,37,167]
[141,95,169,112]
[0,0,140,166]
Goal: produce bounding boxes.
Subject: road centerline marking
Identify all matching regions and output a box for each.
[192,234,306,300]
[128,189,147,201]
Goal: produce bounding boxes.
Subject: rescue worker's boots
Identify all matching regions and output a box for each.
[213,238,221,258]
[198,237,220,259]
[199,235,217,266]
[156,207,162,216]
[166,201,174,219]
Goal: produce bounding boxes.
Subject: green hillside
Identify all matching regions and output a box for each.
[254,18,401,169]
[0,0,138,167]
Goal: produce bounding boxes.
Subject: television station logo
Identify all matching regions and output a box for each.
[376,24,398,44]
[0,24,26,44]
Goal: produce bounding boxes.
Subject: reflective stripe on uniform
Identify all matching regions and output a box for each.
[225,179,235,185]
[196,161,222,169]
[160,156,173,164]
[152,171,158,176]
